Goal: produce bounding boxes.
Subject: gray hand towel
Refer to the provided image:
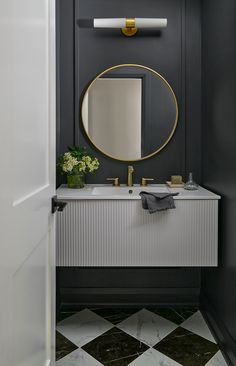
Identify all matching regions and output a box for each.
[139,191,179,213]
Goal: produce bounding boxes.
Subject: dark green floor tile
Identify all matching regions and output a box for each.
[154,327,219,366]
[56,331,78,361]
[91,307,141,325]
[82,327,149,366]
[148,307,198,325]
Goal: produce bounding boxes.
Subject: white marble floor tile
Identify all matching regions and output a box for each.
[56,348,103,366]
[129,348,182,366]
[117,309,177,347]
[181,310,216,343]
[205,351,229,366]
[56,309,113,347]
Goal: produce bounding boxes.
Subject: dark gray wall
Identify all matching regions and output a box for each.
[57,0,202,185]
[201,0,236,364]
[56,0,202,309]
[56,0,75,186]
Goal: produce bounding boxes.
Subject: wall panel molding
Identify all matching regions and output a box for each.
[56,0,203,307]
[71,0,202,185]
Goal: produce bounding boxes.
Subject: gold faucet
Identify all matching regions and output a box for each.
[127,165,134,186]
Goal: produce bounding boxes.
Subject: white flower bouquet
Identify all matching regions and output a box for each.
[58,146,99,188]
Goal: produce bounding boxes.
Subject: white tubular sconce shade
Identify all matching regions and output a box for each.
[135,18,167,28]
[94,18,127,28]
[93,18,167,36]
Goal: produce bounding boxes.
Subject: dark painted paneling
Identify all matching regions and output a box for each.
[56,0,202,184]
[76,0,183,185]
[74,0,202,184]
[201,0,236,363]
[185,0,202,179]
[57,0,75,186]
[56,0,202,308]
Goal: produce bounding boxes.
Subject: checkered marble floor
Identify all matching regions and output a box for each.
[56,307,228,366]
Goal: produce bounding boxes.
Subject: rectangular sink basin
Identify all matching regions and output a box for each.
[92,185,169,198]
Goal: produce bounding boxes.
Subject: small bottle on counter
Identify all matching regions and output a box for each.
[184,172,198,190]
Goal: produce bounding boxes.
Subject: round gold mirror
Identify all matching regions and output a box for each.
[81,64,178,161]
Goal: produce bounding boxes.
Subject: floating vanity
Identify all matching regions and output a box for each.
[56,184,220,267]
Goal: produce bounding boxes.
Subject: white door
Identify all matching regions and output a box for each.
[0,1,56,366]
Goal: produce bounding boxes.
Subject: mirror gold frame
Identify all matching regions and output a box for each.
[81,64,179,162]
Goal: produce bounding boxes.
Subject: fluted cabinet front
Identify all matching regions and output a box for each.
[56,199,218,267]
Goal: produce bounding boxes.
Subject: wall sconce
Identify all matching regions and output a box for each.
[93,18,167,37]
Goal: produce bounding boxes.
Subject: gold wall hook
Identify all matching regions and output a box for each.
[121,18,138,37]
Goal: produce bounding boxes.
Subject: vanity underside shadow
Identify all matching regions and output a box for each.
[57,267,200,313]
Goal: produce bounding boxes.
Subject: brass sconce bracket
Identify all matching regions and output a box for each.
[121,18,138,37]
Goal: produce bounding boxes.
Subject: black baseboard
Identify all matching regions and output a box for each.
[57,267,201,288]
[58,287,200,310]
[57,267,201,315]
[200,292,236,366]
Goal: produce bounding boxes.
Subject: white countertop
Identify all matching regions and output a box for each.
[57,184,221,200]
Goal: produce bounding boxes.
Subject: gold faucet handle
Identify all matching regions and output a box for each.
[106,177,120,186]
[141,178,154,186]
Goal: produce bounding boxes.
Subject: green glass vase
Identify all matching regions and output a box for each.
[67,174,85,189]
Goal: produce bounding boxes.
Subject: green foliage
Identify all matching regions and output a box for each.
[68,146,87,160]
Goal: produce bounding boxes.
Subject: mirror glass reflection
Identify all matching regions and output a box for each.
[81,64,178,161]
